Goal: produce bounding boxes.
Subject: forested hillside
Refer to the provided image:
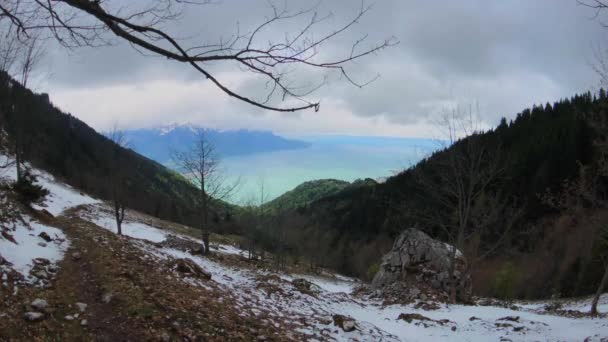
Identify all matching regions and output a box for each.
[263,178,376,211]
[0,71,233,229]
[273,91,606,299]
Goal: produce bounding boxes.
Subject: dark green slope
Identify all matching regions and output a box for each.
[286,92,601,297]
[0,71,233,229]
[264,178,378,211]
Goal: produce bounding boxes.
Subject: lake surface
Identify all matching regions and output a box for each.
[222,136,439,204]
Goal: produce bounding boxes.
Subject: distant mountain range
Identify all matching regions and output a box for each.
[121,123,310,164]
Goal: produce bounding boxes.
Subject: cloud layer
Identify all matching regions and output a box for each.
[38,0,606,137]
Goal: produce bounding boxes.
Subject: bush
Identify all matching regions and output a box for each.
[492,261,521,300]
[12,169,49,206]
[366,263,380,281]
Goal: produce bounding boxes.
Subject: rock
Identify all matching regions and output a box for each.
[38,232,52,242]
[371,228,472,303]
[71,252,81,260]
[257,336,267,341]
[497,316,520,322]
[292,278,321,295]
[75,302,87,313]
[171,258,212,280]
[23,312,44,321]
[398,313,432,323]
[80,319,88,326]
[40,209,54,219]
[65,315,74,321]
[414,301,440,311]
[101,292,113,304]
[37,242,47,247]
[46,265,59,274]
[160,332,171,342]
[1,229,16,244]
[33,258,50,266]
[544,302,562,312]
[332,314,356,332]
[30,298,48,311]
[33,270,48,279]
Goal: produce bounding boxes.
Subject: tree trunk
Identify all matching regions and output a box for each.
[15,144,21,182]
[114,200,124,235]
[448,243,458,304]
[591,262,608,316]
[203,230,210,256]
[448,226,465,304]
[201,187,210,256]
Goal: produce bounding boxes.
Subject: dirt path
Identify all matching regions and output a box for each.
[0,209,297,341]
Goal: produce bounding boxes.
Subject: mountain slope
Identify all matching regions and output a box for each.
[123,124,309,165]
[0,71,233,230]
[264,178,376,211]
[277,92,603,298]
[1,163,605,341]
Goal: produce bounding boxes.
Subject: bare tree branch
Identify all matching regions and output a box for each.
[1,0,397,112]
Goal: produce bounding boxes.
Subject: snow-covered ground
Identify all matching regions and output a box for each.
[0,153,100,217]
[0,217,70,282]
[79,205,608,341]
[0,155,92,285]
[1,154,607,341]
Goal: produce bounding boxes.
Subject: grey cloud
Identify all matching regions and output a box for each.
[39,0,608,134]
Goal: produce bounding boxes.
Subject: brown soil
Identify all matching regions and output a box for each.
[0,208,302,341]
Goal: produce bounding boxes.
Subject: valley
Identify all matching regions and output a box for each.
[1,159,606,341]
[2,1,608,340]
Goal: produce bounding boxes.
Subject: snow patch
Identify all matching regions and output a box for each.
[0,217,69,279]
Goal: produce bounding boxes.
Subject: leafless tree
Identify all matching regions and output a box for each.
[0,0,396,113]
[172,129,238,255]
[404,106,516,303]
[107,124,128,235]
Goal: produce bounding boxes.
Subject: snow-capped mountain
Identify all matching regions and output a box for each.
[122,124,309,164]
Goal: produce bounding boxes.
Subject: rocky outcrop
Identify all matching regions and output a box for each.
[292,278,321,295]
[332,314,357,332]
[171,258,212,280]
[371,228,472,303]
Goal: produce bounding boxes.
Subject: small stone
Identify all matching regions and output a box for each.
[257,335,267,341]
[30,298,48,311]
[33,270,48,279]
[80,319,88,326]
[71,252,81,260]
[33,258,50,265]
[101,292,112,304]
[37,242,47,247]
[38,232,52,242]
[65,315,74,321]
[343,320,356,332]
[46,265,59,273]
[75,302,87,312]
[160,332,171,342]
[24,312,44,321]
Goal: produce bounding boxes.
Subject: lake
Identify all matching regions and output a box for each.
[222,135,440,204]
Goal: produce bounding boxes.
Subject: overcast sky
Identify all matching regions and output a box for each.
[34,0,607,138]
